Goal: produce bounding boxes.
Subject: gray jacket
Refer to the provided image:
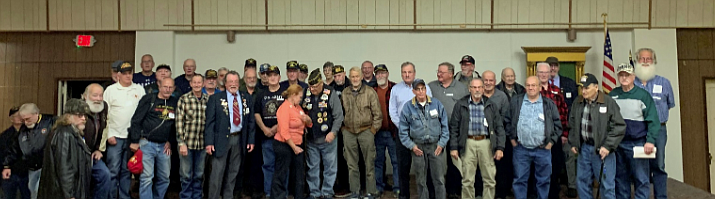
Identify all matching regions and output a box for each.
[567,91,626,153]
[449,96,505,154]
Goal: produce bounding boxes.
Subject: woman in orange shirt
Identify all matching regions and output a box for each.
[271,84,312,199]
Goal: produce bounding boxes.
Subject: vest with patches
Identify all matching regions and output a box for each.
[303,86,335,143]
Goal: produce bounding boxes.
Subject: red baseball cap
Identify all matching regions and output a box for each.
[128,150,143,175]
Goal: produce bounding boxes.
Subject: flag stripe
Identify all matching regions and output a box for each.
[602,29,615,93]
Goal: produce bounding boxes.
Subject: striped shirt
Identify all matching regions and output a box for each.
[468,97,487,136]
[176,92,209,150]
[609,86,660,143]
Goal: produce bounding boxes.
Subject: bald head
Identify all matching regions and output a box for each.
[501,67,516,85]
[183,59,197,76]
[525,76,540,98]
[482,70,496,92]
[158,77,176,99]
[83,83,105,113]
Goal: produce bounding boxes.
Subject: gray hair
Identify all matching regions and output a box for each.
[18,103,40,116]
[361,60,374,67]
[217,67,229,73]
[191,74,205,81]
[636,48,657,64]
[82,83,104,98]
[536,62,551,71]
[438,62,455,74]
[223,71,241,85]
[400,61,415,71]
[501,67,515,78]
[349,67,363,78]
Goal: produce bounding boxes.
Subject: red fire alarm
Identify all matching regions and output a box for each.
[74,35,96,47]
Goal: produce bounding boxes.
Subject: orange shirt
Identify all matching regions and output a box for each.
[275,102,311,145]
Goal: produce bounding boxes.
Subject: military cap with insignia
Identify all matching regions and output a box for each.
[299,64,309,73]
[374,64,388,72]
[287,60,300,70]
[118,61,133,73]
[259,63,271,74]
[245,58,257,67]
[265,65,281,75]
[64,98,91,115]
[8,106,19,117]
[333,65,345,74]
[205,69,218,79]
[308,68,323,85]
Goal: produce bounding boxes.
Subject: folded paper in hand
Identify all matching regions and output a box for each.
[633,146,656,159]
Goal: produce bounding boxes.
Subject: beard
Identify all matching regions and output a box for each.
[217,80,225,87]
[86,100,104,113]
[377,78,387,86]
[635,63,656,81]
[26,123,36,128]
[246,82,257,88]
[335,78,345,85]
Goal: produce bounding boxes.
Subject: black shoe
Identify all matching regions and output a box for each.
[566,188,578,198]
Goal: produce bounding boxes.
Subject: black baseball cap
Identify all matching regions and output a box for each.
[117,61,133,73]
[156,64,171,71]
[412,79,426,88]
[8,106,19,117]
[459,55,475,65]
[245,58,257,67]
[374,64,388,72]
[578,73,599,87]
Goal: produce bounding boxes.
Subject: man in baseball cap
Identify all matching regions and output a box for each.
[299,64,309,83]
[280,61,308,90]
[204,69,219,95]
[455,55,481,86]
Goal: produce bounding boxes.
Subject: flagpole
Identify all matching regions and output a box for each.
[602,13,608,41]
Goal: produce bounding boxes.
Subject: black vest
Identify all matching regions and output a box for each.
[302,86,336,143]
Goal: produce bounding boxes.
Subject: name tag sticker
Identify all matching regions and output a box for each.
[446,93,454,97]
[168,112,175,119]
[484,118,489,127]
[429,109,438,117]
[600,107,607,113]
[653,85,663,94]
[566,92,572,98]
[538,114,544,121]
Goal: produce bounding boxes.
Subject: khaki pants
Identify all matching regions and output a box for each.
[342,129,377,194]
[460,139,496,199]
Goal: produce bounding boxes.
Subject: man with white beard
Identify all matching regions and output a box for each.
[633,48,674,199]
[82,84,112,199]
[217,67,229,92]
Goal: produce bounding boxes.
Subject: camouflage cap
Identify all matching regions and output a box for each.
[64,98,90,115]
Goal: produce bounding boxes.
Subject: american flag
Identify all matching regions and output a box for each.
[602,30,616,93]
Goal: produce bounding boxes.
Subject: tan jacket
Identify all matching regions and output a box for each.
[341,84,382,134]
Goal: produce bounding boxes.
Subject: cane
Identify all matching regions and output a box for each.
[596,158,605,199]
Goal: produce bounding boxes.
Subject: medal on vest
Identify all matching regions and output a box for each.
[317,112,322,118]
[321,124,329,132]
[306,103,313,110]
[242,98,249,115]
[321,94,329,101]
[317,118,323,123]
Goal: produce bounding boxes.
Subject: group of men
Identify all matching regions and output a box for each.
[0,47,674,199]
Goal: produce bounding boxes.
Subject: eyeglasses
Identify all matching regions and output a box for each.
[638,57,654,62]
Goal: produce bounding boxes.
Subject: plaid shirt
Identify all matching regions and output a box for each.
[468,97,488,136]
[176,92,209,150]
[580,101,594,143]
[540,84,569,137]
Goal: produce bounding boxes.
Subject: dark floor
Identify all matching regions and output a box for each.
[158,177,713,199]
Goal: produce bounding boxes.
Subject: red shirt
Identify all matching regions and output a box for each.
[376,86,390,130]
[540,84,570,137]
[275,102,312,145]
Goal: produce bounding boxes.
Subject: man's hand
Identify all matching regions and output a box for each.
[450,150,459,160]
[270,126,278,134]
[544,142,553,150]
[571,147,578,154]
[644,142,655,155]
[412,146,423,156]
[247,144,255,153]
[262,127,273,137]
[435,146,444,156]
[92,150,103,161]
[179,145,188,156]
[292,146,304,155]
[2,169,10,180]
[511,139,517,147]
[163,142,171,156]
[108,136,117,146]
[325,132,336,143]
[494,150,504,160]
[561,136,568,144]
[205,145,215,155]
[599,147,610,160]
[129,143,139,152]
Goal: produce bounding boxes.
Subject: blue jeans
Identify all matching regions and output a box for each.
[92,160,112,199]
[179,149,206,199]
[374,130,399,193]
[107,138,132,199]
[139,139,171,199]
[577,144,616,199]
[306,138,338,197]
[262,139,276,196]
[650,125,667,199]
[2,172,30,199]
[28,169,40,199]
[616,139,650,199]
[512,144,551,199]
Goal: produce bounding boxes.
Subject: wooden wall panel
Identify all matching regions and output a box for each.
[193,0,263,30]
[0,0,46,31]
[267,0,413,30]
[676,29,715,191]
[0,32,135,127]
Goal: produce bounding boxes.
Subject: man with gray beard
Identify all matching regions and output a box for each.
[633,48,674,199]
[83,84,112,199]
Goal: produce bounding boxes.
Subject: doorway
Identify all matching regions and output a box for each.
[57,79,110,114]
[707,79,715,193]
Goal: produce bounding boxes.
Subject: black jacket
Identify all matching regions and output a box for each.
[83,102,108,153]
[0,126,22,174]
[38,125,92,199]
[3,114,57,171]
[449,96,506,154]
[558,75,579,111]
[504,94,561,147]
[129,94,179,143]
[495,81,526,102]
[567,91,626,153]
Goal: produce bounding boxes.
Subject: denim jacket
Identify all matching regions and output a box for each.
[398,96,450,149]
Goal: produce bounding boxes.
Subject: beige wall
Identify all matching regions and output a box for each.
[3,0,715,31]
